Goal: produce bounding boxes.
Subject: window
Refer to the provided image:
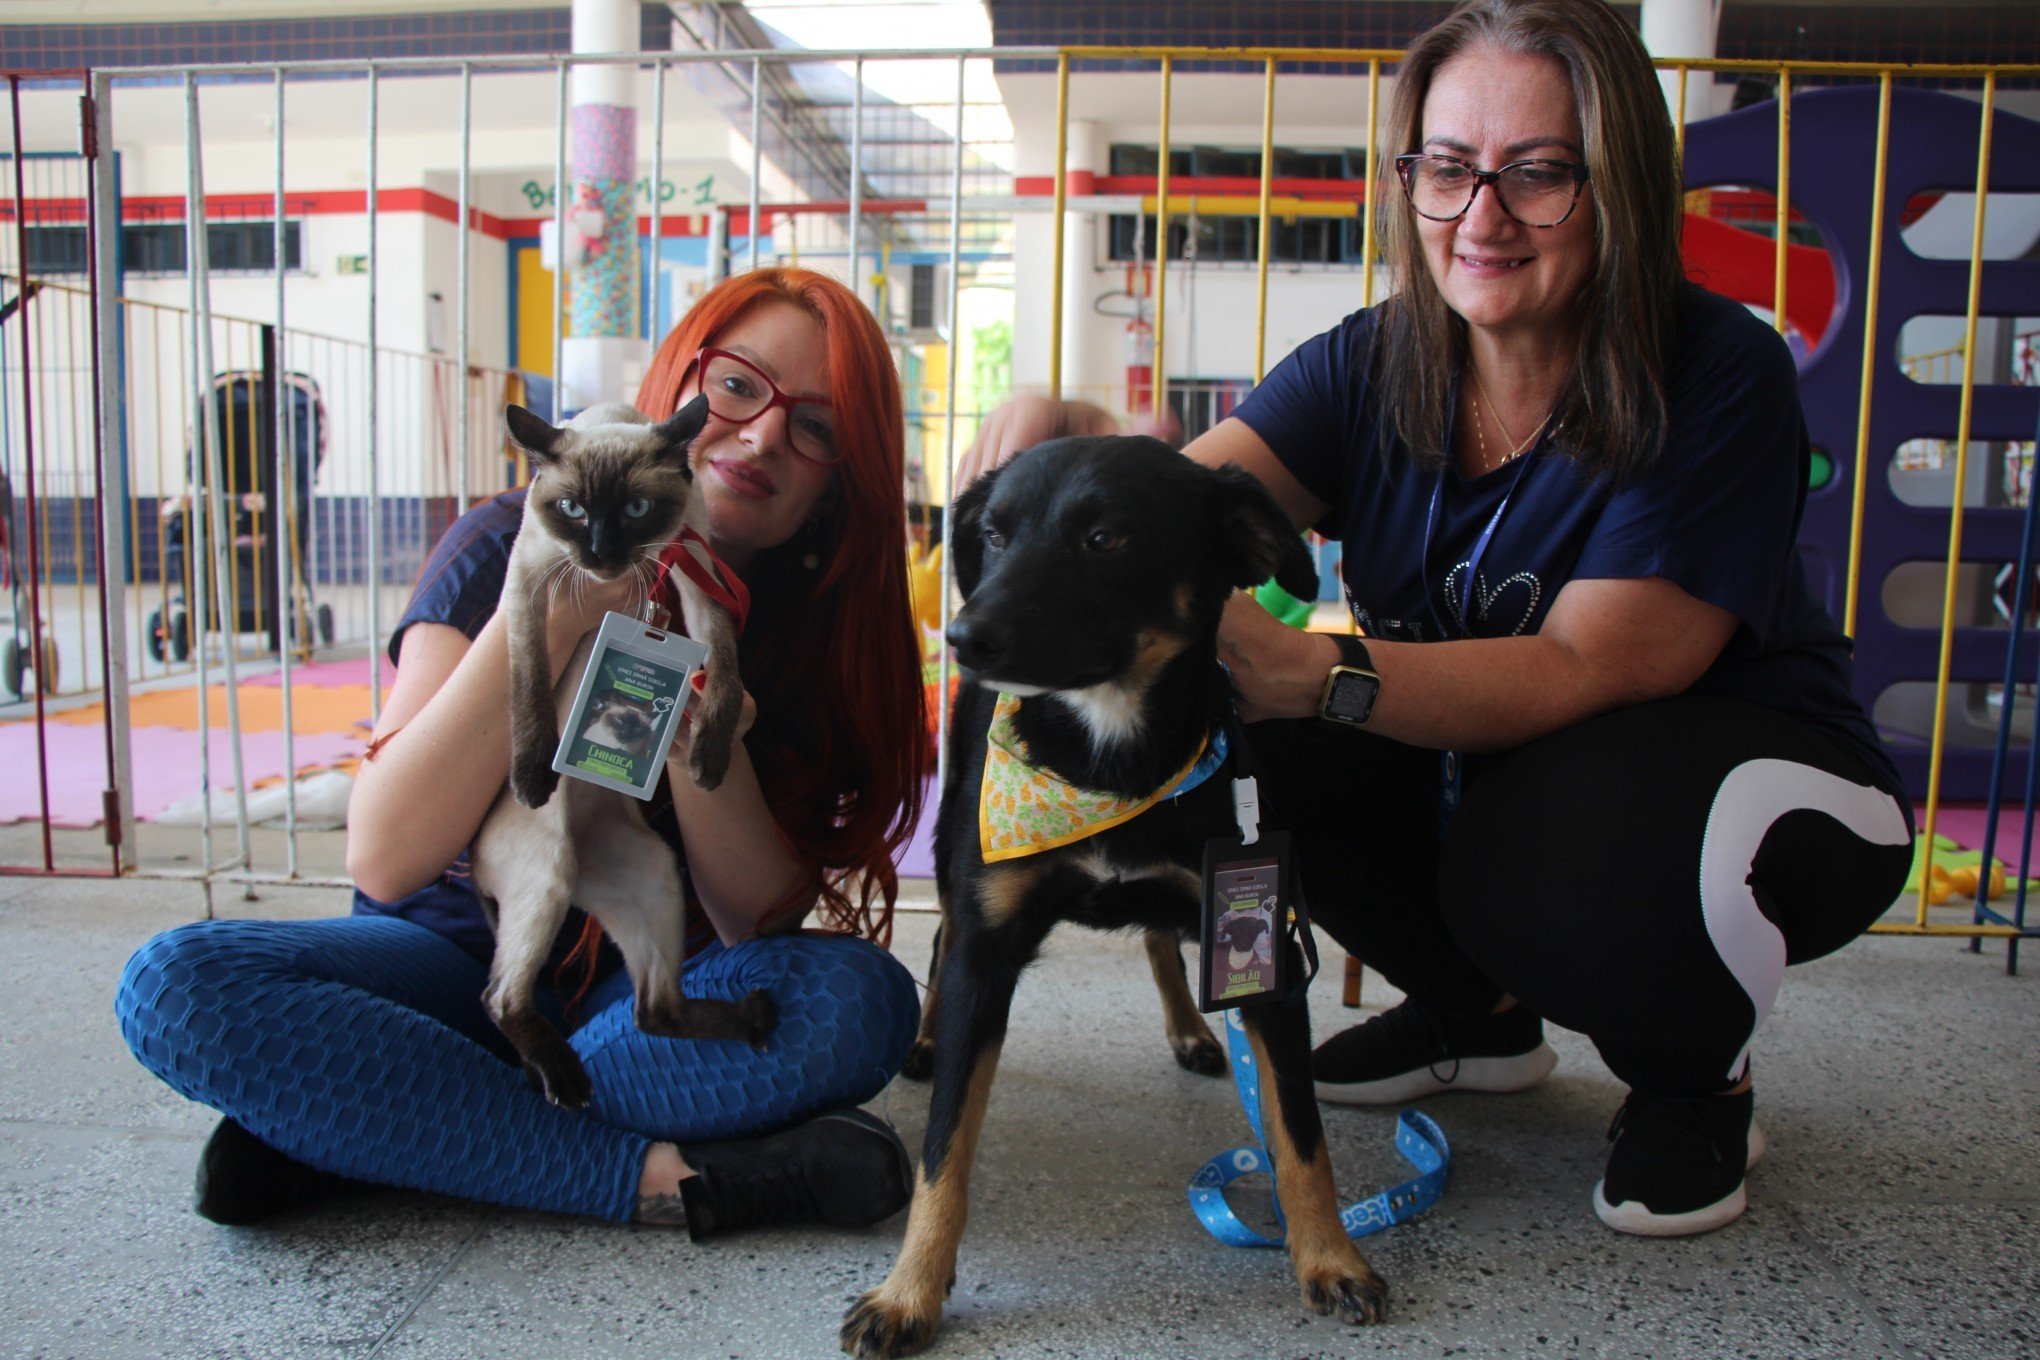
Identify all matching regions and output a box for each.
[22,226,88,275]
[909,262,936,330]
[1105,142,1363,268]
[19,219,303,277]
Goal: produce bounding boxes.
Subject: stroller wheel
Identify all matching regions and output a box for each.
[1,637,19,700]
[316,602,334,646]
[169,609,192,663]
[146,609,167,664]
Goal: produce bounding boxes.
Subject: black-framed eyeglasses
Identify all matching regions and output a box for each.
[1394,153,1590,228]
[691,347,841,466]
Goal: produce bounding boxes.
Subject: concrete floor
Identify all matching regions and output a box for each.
[3,873,2035,1360]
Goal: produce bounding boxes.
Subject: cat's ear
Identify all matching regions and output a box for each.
[653,394,712,472]
[504,405,564,466]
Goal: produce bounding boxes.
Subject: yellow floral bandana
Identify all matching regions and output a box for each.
[979,692,1209,863]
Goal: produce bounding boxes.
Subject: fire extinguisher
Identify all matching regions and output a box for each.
[1124,263,1155,415]
[1126,314,1154,416]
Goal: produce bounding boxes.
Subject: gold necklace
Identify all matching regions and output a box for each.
[1470,367,1551,472]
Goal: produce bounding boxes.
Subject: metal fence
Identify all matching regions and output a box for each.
[0,45,2034,962]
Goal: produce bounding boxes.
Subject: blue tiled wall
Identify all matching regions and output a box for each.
[0,7,672,73]
[985,1,2038,87]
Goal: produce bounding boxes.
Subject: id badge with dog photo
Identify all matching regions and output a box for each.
[551,611,709,800]
[1197,831,1293,1012]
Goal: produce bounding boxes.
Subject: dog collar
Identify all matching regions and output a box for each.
[979,693,1213,863]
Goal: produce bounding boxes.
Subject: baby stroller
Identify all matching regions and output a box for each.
[147,369,332,662]
[0,466,60,698]
[0,283,58,698]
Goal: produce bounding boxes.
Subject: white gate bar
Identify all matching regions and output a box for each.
[551,60,567,421]
[366,65,384,721]
[849,56,863,306]
[456,60,472,517]
[649,56,666,348]
[748,56,762,272]
[184,72,255,883]
[936,54,966,793]
[273,67,299,872]
[89,71,136,870]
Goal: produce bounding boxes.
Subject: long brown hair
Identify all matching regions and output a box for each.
[1372,0,1685,483]
[637,268,928,945]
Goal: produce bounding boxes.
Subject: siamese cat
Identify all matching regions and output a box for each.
[469,397,773,1110]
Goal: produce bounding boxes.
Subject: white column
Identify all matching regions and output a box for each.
[1641,0,1720,126]
[1057,118,1103,401]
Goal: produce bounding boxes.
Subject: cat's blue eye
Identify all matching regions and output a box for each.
[624,496,650,518]
[558,497,586,520]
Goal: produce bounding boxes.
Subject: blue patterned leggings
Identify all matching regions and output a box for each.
[115,915,920,1222]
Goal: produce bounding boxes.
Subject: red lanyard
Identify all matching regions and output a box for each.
[652,526,751,636]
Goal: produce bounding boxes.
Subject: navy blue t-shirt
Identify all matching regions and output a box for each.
[1231,285,1901,795]
[350,487,712,965]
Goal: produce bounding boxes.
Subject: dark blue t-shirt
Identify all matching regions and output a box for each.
[1231,285,1901,795]
[351,488,711,965]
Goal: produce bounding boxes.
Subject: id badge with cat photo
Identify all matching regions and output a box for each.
[552,611,709,800]
[1197,831,1294,1012]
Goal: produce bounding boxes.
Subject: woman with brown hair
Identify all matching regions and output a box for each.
[965,0,1910,1236]
[117,268,934,1236]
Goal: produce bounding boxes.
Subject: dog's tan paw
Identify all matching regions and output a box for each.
[1299,1258,1389,1326]
[841,1289,941,1359]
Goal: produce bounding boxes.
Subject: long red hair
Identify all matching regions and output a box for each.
[636,268,928,945]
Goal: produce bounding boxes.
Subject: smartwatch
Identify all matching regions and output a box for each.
[1317,634,1381,730]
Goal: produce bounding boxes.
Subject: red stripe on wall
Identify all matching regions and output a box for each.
[0,189,726,239]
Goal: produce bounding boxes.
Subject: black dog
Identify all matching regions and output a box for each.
[841,437,1389,1358]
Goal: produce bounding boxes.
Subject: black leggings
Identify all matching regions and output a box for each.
[1254,696,1914,1097]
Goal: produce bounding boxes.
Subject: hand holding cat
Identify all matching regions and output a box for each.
[542,564,659,664]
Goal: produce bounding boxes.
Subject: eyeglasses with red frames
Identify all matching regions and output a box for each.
[691,347,841,466]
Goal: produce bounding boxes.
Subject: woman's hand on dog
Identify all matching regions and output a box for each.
[959,396,1121,488]
[1219,593,1343,723]
[958,396,1183,489]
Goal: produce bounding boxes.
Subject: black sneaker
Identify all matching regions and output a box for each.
[194,1117,368,1226]
[678,1107,913,1241]
[1313,995,1557,1106]
[1593,1087,1767,1237]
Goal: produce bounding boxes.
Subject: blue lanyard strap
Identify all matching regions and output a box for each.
[1420,443,1539,642]
[1188,1008,1450,1247]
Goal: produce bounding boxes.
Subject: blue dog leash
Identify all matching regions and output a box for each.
[1187,690,1451,1248]
[1189,1010,1451,1247]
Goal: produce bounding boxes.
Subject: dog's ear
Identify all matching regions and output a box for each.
[1209,463,1320,600]
[948,466,1002,600]
[504,404,564,467]
[653,394,711,473]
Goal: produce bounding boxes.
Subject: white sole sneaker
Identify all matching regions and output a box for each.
[1593,1119,1767,1237]
[1314,1041,1558,1106]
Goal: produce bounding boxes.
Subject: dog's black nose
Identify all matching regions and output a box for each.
[946,615,1012,672]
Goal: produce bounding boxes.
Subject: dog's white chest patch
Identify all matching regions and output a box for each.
[1054,683,1143,749]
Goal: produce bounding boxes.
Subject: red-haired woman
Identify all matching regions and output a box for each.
[116,269,932,1236]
